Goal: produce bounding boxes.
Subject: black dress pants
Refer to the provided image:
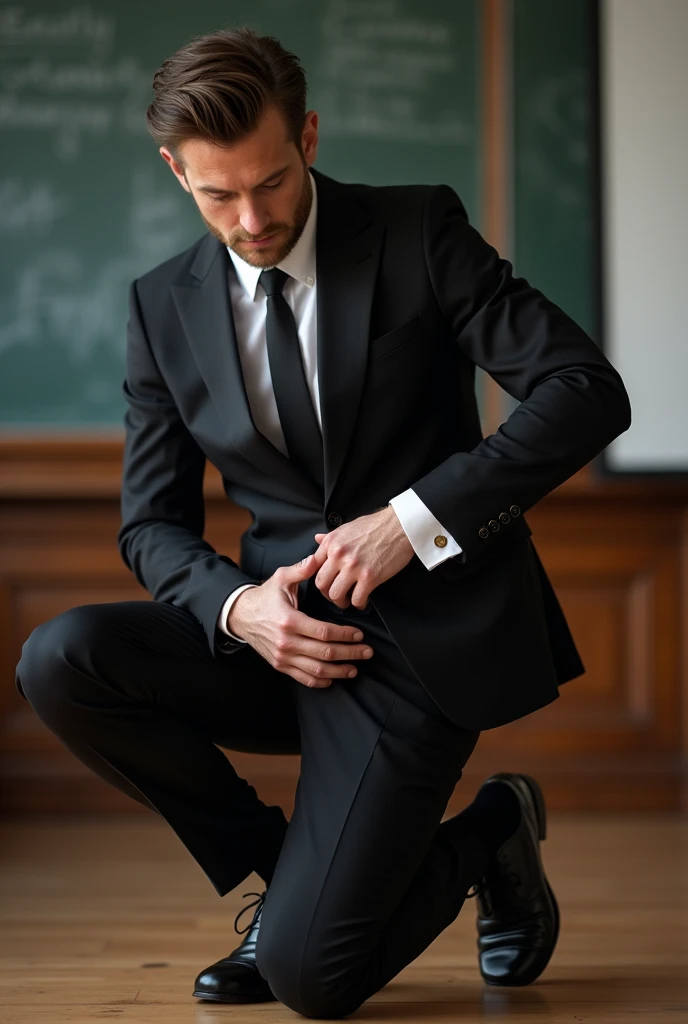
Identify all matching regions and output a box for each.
[15,575,488,1019]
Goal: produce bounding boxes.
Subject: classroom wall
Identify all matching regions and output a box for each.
[602,0,688,472]
[1,0,687,815]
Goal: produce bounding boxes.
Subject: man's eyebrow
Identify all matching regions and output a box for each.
[196,165,290,195]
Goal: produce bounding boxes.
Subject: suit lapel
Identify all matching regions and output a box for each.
[171,168,383,510]
[172,236,323,507]
[312,168,384,506]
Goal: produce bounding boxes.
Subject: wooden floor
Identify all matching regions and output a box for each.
[0,814,686,1023]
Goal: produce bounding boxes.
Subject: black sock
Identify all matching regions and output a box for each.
[445,781,521,860]
[253,816,289,886]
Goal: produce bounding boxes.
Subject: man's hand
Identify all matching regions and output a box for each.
[313,505,415,610]
[226,554,375,689]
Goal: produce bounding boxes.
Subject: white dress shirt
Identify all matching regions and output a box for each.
[218,170,462,642]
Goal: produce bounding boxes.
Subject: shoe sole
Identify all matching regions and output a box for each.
[482,772,561,987]
[193,989,277,1003]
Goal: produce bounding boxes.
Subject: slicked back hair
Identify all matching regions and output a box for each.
[145,27,307,168]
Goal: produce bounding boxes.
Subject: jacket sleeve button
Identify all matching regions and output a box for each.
[478,526,489,539]
[499,511,510,524]
[509,504,521,517]
[488,519,500,532]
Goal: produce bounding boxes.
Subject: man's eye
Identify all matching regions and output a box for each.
[206,179,281,204]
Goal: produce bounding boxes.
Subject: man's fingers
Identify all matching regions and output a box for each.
[289,653,361,683]
[280,552,319,581]
[294,608,365,643]
[349,581,371,611]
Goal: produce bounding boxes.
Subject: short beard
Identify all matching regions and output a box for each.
[198,165,313,268]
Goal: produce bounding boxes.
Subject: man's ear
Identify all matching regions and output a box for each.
[302,110,319,167]
[159,147,191,192]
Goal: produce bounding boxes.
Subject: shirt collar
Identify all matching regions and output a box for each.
[227,170,317,301]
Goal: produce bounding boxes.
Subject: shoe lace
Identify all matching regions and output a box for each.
[467,878,495,917]
[466,880,484,899]
[233,890,266,935]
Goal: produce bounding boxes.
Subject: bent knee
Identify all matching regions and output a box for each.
[267,975,363,1020]
[15,604,112,709]
[258,940,364,1019]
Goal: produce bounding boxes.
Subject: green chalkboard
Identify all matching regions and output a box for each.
[512,0,596,337]
[0,0,481,427]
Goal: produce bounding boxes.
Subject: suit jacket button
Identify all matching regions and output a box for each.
[488,519,500,532]
[328,512,343,527]
[478,526,489,539]
[499,511,510,524]
[509,504,521,517]
[434,535,447,548]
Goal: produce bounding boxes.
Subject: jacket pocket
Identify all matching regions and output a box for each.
[368,313,423,363]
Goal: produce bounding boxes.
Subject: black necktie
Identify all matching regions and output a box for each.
[259,267,324,491]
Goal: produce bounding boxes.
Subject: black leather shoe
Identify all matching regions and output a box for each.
[192,889,276,1003]
[471,773,559,987]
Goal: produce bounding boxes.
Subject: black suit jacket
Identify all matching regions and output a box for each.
[117,166,631,730]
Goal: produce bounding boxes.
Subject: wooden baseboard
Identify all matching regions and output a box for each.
[2,750,685,815]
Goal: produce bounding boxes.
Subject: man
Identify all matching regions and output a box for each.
[15,26,631,1018]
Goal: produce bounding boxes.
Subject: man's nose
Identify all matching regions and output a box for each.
[239,205,271,237]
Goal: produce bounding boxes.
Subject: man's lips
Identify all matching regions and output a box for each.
[241,231,280,246]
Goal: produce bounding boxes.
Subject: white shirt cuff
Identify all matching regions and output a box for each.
[388,488,463,569]
[218,584,259,641]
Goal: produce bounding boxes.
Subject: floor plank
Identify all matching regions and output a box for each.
[0,814,686,1022]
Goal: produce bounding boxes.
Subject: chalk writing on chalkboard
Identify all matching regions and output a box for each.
[0,5,113,47]
[519,69,590,219]
[0,166,188,360]
[0,5,149,160]
[313,0,473,144]
[0,179,69,232]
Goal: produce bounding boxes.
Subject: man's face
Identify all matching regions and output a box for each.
[161,104,318,267]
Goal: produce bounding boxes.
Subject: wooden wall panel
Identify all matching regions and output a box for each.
[1,440,687,815]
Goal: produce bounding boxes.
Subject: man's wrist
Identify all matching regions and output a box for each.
[219,583,259,641]
[227,587,252,639]
[388,489,463,568]
[380,502,409,549]
[370,502,414,558]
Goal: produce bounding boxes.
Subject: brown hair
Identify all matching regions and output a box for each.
[145,27,307,169]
